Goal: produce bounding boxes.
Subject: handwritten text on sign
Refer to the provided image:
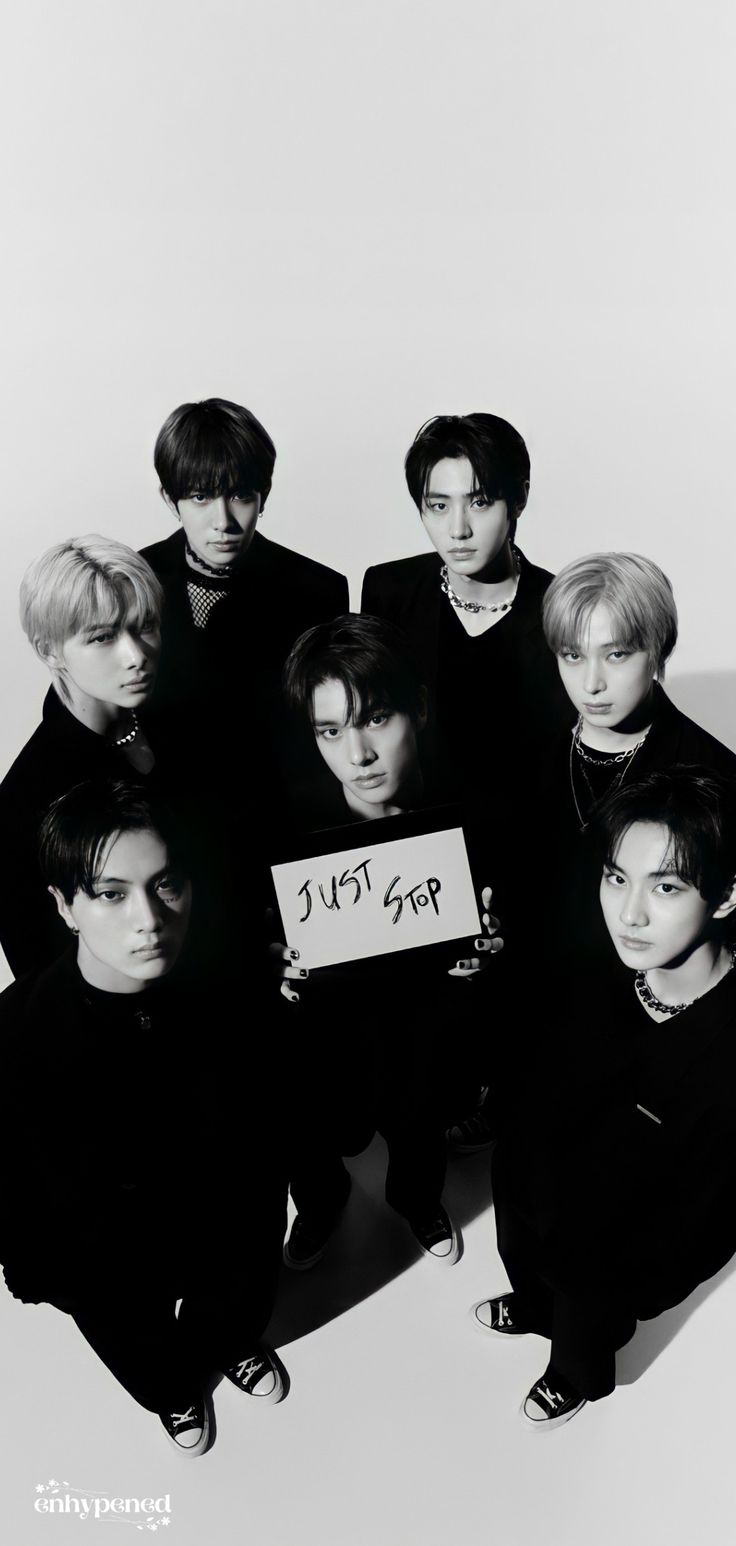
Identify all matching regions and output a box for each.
[271,827,480,969]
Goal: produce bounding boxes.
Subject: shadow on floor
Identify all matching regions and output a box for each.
[616,1253,736,1386]
[267,1136,494,1348]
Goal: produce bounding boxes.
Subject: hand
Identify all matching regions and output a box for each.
[266,908,309,1004]
[448,886,503,980]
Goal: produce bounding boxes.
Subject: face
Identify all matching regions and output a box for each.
[599,821,716,971]
[53,828,192,994]
[420,456,513,580]
[311,678,421,814]
[55,609,160,714]
[174,490,261,568]
[557,601,655,733]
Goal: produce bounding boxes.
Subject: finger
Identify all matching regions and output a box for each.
[448,965,480,980]
[280,981,300,1004]
[281,965,309,981]
[268,942,299,966]
[481,885,493,910]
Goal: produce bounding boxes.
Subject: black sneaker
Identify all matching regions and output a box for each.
[522,1367,586,1430]
[470,1293,527,1336]
[409,1205,460,1264]
[222,1346,284,1405]
[283,1180,351,1270]
[447,1087,495,1153]
[160,1398,210,1456]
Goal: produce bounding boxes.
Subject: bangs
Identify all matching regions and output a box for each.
[559,592,649,655]
[605,824,702,891]
[323,668,396,726]
[171,436,256,500]
[66,570,159,638]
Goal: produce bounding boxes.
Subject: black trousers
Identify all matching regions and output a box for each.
[289,1106,448,1225]
[495,1188,636,1401]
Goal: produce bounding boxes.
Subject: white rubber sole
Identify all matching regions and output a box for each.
[160,1404,210,1458]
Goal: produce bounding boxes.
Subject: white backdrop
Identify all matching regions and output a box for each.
[2,2,736,1540]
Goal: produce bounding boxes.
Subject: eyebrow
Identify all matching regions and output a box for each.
[92,867,172,886]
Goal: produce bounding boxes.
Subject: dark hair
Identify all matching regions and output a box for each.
[154,398,276,508]
[404,413,530,534]
[39,780,188,905]
[591,767,736,912]
[283,613,426,726]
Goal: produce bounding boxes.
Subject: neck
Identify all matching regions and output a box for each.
[54,681,131,740]
[579,693,655,753]
[645,937,732,1008]
[184,540,242,579]
[446,539,516,600]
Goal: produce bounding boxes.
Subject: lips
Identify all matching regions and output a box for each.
[353,772,385,787]
[618,935,652,951]
[123,675,152,690]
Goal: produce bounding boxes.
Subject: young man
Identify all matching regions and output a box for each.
[142,397,348,777]
[472,767,736,1428]
[361,412,573,811]
[276,614,500,1270]
[0,780,288,1457]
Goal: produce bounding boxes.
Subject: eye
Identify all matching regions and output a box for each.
[318,727,341,741]
[603,869,625,887]
[94,889,124,903]
[470,496,490,509]
[654,881,681,896]
[608,649,631,662]
[367,711,390,728]
[425,500,447,513]
[188,492,211,505]
[157,874,184,900]
[231,492,256,505]
[88,631,116,646]
[560,649,581,663]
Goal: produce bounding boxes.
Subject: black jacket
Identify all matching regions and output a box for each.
[141,528,348,726]
[361,547,574,833]
[493,961,736,1320]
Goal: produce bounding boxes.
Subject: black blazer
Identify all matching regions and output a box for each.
[494,962,736,1320]
[141,528,349,724]
[362,548,574,800]
[0,691,162,980]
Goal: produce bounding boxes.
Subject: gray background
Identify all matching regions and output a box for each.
[1,2,735,1542]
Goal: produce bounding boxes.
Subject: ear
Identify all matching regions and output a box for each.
[48,886,79,934]
[34,637,62,671]
[713,878,736,923]
[514,480,530,519]
[415,685,428,734]
[160,489,180,520]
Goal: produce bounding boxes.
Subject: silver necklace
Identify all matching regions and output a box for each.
[113,710,139,747]
[573,722,648,766]
[635,947,736,1017]
[569,718,646,831]
[440,547,521,615]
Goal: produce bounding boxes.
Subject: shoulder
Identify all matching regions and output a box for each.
[362,552,440,602]
[516,550,555,600]
[139,529,185,576]
[654,689,736,776]
[247,534,347,598]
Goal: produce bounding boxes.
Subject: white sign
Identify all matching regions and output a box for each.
[271,826,480,969]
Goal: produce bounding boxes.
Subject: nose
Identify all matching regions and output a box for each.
[449,500,472,541]
[345,727,376,767]
[211,496,238,531]
[131,888,163,935]
[119,631,148,669]
[582,655,606,695]
[620,885,649,930]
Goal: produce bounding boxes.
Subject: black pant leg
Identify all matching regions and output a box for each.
[68,1291,195,1414]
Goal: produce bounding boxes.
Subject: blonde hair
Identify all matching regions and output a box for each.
[20,535,163,662]
[542,552,678,678]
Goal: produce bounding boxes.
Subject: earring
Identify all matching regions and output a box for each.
[71,926,80,936]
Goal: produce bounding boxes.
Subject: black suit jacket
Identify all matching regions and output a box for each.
[141,528,348,724]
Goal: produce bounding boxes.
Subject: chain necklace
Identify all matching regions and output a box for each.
[568,717,647,831]
[635,947,736,1018]
[113,710,139,747]
[440,546,521,615]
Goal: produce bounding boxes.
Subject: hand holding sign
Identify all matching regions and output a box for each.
[448,886,503,979]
